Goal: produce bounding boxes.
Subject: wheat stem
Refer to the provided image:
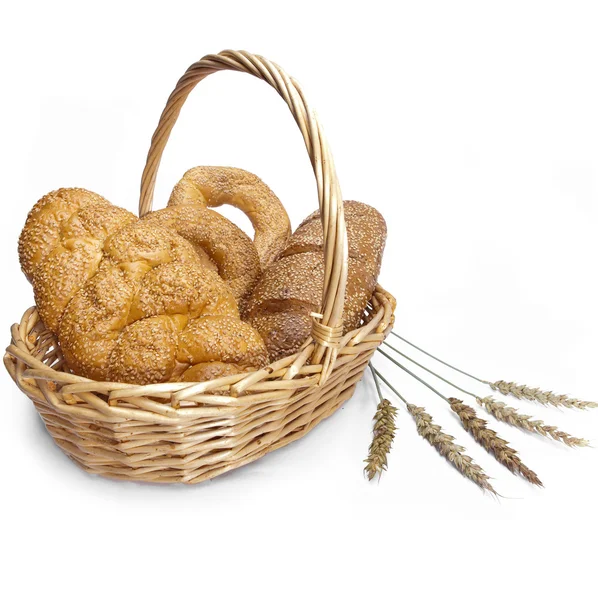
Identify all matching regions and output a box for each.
[369,361,384,403]
[476,396,589,447]
[382,341,475,397]
[371,366,408,404]
[390,332,489,384]
[376,348,448,400]
[390,332,595,410]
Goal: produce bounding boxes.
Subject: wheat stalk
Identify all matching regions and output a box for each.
[449,398,543,486]
[406,403,496,494]
[390,332,595,410]
[490,380,597,410]
[377,348,543,486]
[381,342,591,450]
[370,365,496,494]
[364,399,398,480]
[476,396,589,447]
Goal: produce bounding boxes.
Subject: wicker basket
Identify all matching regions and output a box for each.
[4,50,396,484]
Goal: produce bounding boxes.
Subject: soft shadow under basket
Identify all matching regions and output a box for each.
[4,50,396,483]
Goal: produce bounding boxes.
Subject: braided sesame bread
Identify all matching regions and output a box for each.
[143,203,261,305]
[19,188,268,384]
[18,188,139,332]
[243,201,387,361]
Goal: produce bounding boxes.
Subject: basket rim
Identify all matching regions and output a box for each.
[5,285,395,418]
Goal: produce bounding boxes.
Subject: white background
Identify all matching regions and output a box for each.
[1,1,596,598]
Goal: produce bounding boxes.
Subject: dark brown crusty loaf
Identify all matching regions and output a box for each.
[243,200,387,361]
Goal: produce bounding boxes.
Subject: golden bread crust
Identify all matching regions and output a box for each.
[19,188,268,384]
[18,188,114,282]
[169,166,291,269]
[143,203,261,304]
[29,202,137,332]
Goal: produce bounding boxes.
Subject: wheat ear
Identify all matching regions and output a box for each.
[377,348,543,486]
[371,366,496,494]
[406,403,496,494]
[390,332,596,410]
[365,365,399,480]
[364,399,398,480]
[476,396,589,447]
[490,380,598,410]
[449,398,543,486]
[381,341,589,448]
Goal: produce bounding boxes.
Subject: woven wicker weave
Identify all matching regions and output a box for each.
[4,50,396,484]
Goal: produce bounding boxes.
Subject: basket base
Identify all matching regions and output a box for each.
[32,375,363,484]
[5,285,395,484]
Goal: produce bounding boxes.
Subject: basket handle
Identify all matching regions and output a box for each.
[139,50,348,379]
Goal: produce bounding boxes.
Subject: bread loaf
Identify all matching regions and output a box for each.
[19,188,268,384]
[243,201,387,361]
[143,203,261,304]
[145,166,293,307]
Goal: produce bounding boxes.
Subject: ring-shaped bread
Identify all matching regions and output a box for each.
[169,166,291,269]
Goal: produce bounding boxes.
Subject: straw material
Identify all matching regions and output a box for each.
[4,50,396,483]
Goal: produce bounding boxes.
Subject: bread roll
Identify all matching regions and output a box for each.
[243,200,386,361]
[19,188,268,384]
[143,203,261,304]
